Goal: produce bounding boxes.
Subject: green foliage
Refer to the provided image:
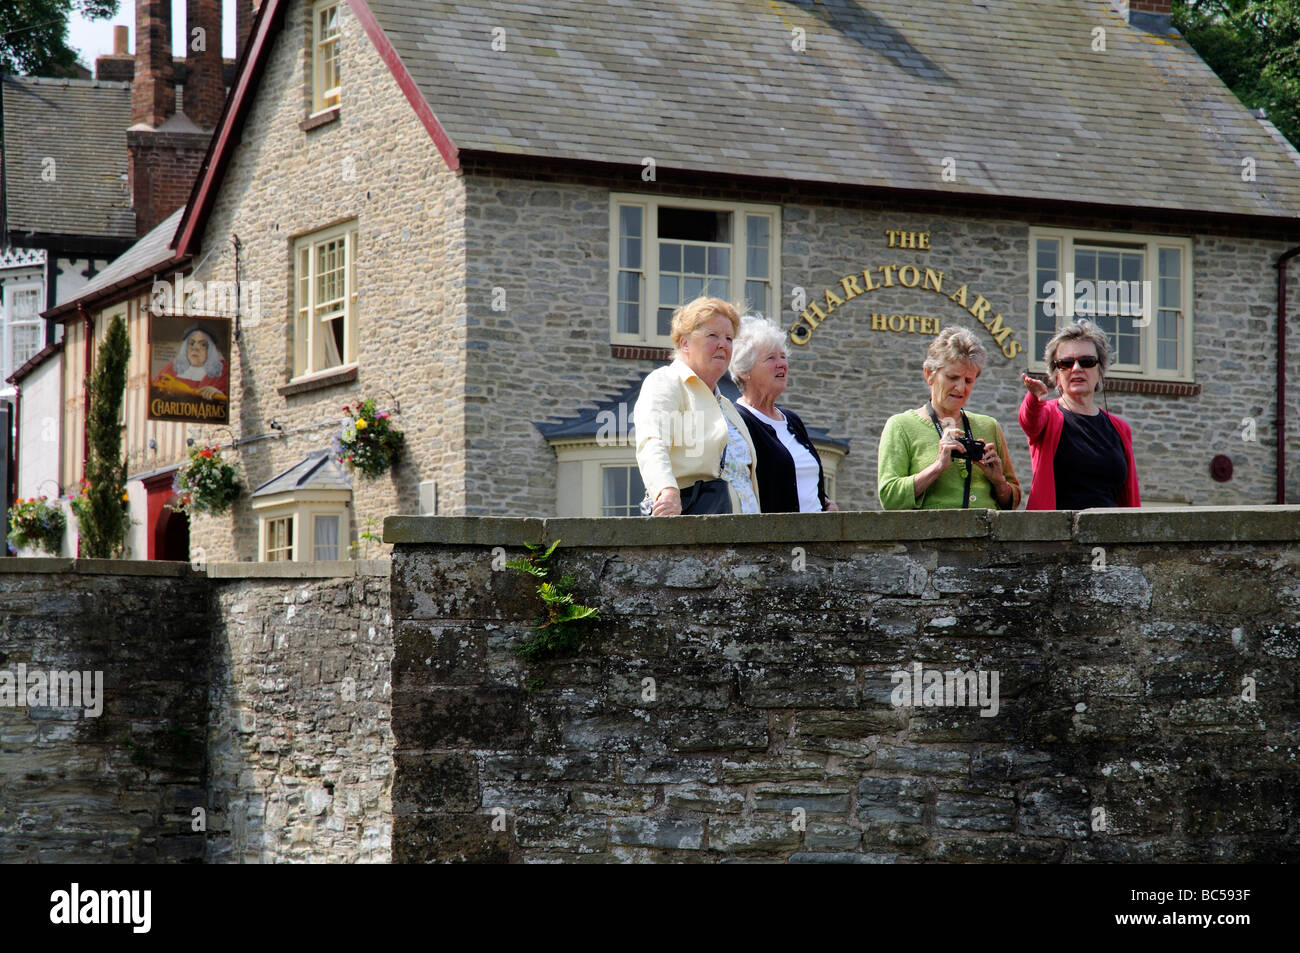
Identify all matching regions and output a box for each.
[335,398,405,478]
[171,445,241,515]
[0,0,119,77]
[78,315,131,558]
[505,540,599,664]
[7,495,66,554]
[1174,0,1300,148]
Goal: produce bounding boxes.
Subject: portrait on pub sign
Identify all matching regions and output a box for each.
[148,314,232,424]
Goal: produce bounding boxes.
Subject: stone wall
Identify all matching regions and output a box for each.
[0,560,210,862]
[204,561,393,863]
[387,508,1300,863]
[0,558,393,864]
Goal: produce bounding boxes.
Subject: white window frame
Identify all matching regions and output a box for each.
[292,221,358,380]
[255,498,351,562]
[3,281,43,382]
[311,0,341,115]
[1028,228,1194,382]
[264,515,295,562]
[609,194,781,348]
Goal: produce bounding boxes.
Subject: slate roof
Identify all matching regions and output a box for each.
[251,450,353,497]
[51,207,184,312]
[366,0,1300,219]
[536,368,851,452]
[1,76,135,241]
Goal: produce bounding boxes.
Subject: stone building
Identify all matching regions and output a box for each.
[48,0,1300,561]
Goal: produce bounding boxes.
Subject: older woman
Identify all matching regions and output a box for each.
[1019,320,1140,509]
[153,326,227,401]
[878,326,1021,510]
[730,315,837,512]
[633,297,761,515]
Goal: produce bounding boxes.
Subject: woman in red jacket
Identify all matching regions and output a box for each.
[1019,320,1140,510]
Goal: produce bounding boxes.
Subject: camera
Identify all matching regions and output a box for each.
[951,434,986,462]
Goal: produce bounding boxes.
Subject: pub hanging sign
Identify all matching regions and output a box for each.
[147,313,232,423]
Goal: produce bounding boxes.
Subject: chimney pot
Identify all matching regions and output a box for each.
[113,24,129,56]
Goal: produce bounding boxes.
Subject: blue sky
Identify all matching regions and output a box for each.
[68,0,238,68]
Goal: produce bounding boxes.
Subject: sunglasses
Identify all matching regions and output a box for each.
[1053,356,1100,371]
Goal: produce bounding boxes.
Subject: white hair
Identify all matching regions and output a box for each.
[172,327,225,379]
[729,314,787,391]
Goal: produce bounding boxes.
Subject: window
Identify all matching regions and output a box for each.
[313,514,340,560]
[601,465,646,517]
[293,222,357,377]
[312,1,341,113]
[3,284,42,380]
[265,516,294,561]
[1030,229,1193,381]
[611,195,780,347]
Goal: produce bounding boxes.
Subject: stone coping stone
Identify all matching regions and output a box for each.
[386,506,1300,549]
[1074,506,1300,544]
[204,559,390,579]
[386,509,988,546]
[0,558,197,576]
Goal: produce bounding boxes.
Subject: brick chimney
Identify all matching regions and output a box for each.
[127,0,218,235]
[131,0,173,127]
[184,0,224,129]
[1129,1,1172,14]
[1111,0,1172,22]
[95,25,134,82]
[236,0,262,62]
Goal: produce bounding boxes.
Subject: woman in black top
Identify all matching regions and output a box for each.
[730,315,838,512]
[1019,319,1140,509]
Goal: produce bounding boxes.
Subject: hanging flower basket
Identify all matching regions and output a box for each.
[7,496,66,555]
[334,398,405,478]
[172,445,242,515]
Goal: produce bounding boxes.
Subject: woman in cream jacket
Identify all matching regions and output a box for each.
[633,297,761,515]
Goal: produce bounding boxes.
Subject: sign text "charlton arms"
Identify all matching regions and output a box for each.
[788,263,1023,359]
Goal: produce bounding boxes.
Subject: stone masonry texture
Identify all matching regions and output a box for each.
[204,563,393,863]
[0,561,210,863]
[387,508,1300,863]
[185,0,468,562]
[0,560,391,863]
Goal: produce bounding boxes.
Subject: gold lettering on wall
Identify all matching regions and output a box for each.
[787,263,1023,359]
[884,230,931,250]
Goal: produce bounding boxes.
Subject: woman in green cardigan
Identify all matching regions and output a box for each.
[878,327,1021,510]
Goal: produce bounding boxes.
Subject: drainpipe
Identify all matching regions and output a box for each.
[1277,246,1300,504]
[10,382,19,514]
[82,305,93,483]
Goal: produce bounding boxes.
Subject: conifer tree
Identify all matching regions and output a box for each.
[79,315,130,558]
